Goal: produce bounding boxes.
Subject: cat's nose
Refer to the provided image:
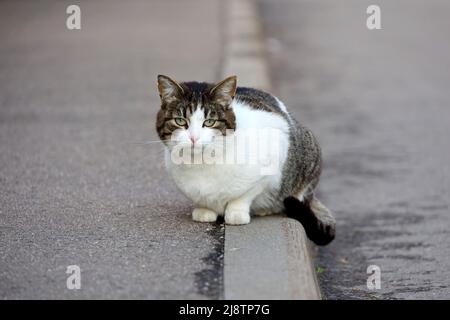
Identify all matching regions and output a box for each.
[190,136,199,144]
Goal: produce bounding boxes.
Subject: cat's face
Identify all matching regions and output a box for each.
[156,75,237,147]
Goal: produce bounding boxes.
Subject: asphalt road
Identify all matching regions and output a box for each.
[0,0,224,299]
[261,0,450,299]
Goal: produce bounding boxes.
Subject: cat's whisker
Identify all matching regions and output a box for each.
[129,139,219,148]
[127,140,167,145]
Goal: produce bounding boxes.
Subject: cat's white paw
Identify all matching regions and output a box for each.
[225,206,251,225]
[192,208,218,223]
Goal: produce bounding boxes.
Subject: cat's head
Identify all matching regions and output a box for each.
[156,75,237,146]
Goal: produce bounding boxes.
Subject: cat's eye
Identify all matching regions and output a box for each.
[203,119,216,127]
[174,117,187,126]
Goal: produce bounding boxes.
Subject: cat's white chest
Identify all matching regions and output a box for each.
[166,155,262,213]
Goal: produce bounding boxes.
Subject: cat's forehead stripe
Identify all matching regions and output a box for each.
[190,106,205,121]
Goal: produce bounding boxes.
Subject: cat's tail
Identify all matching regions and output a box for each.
[283,196,336,246]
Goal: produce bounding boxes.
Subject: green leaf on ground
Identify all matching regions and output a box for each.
[316,266,326,274]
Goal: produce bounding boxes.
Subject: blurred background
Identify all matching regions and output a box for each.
[1,0,449,299]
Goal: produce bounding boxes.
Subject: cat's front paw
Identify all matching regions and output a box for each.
[192,208,218,223]
[225,206,251,225]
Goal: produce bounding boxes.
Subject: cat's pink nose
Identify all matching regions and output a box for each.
[190,136,199,144]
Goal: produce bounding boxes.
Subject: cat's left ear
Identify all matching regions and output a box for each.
[209,76,237,108]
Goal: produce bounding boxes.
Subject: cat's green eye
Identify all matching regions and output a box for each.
[203,119,216,127]
[174,117,187,126]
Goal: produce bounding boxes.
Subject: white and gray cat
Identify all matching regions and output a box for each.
[156,75,335,245]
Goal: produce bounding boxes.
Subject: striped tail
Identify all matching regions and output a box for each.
[284,196,336,246]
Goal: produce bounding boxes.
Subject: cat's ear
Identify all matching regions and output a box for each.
[157,75,184,105]
[209,76,237,108]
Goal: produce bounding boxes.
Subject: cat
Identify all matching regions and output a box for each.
[156,75,335,245]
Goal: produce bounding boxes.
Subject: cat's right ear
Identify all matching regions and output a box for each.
[209,75,237,109]
[157,75,184,106]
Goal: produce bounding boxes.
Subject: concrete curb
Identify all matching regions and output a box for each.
[221,0,321,300]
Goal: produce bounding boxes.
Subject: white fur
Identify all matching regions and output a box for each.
[274,96,288,113]
[165,100,290,224]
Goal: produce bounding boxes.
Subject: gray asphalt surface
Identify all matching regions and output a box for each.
[261,0,450,299]
[0,0,224,299]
